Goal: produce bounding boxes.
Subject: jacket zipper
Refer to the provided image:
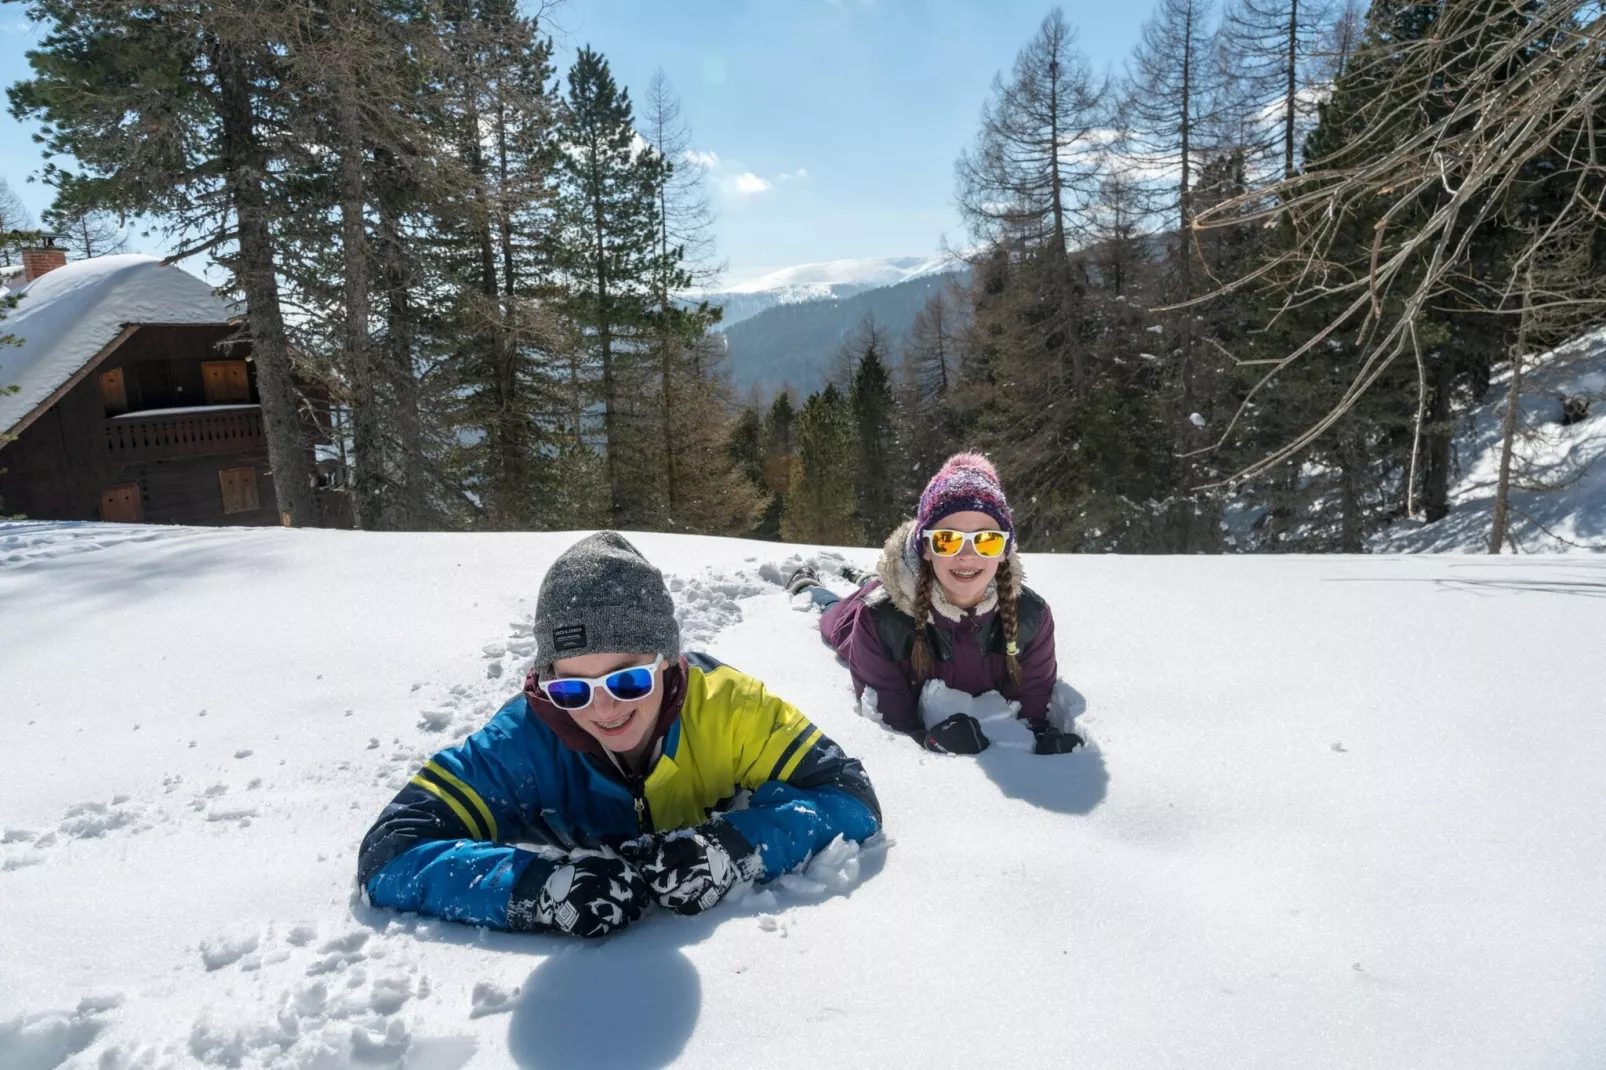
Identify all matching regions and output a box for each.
[629,776,653,835]
[599,742,659,836]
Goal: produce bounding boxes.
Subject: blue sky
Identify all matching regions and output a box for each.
[0,1,1157,285]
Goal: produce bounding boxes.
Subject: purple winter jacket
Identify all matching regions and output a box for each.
[820,520,1058,736]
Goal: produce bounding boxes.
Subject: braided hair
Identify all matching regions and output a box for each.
[908,559,938,680]
[995,557,1024,687]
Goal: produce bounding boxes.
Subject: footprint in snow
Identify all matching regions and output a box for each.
[172,922,466,1068]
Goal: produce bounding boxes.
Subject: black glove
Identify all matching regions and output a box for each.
[922,713,990,755]
[1031,723,1084,755]
[621,821,761,916]
[510,854,650,938]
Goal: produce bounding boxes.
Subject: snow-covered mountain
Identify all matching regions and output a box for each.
[719,269,964,394]
[700,254,959,328]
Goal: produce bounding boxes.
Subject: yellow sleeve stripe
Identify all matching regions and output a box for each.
[777,727,822,781]
[410,774,484,840]
[424,761,499,841]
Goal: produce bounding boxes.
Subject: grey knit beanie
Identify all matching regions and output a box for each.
[532,532,680,675]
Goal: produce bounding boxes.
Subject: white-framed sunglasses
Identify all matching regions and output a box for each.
[922,528,1011,558]
[538,654,664,711]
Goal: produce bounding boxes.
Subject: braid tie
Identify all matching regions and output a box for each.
[997,558,1023,687]
[909,560,936,680]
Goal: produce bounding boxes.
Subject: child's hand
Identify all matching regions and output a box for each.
[513,855,650,937]
[1031,724,1084,755]
[621,822,760,916]
[922,713,990,754]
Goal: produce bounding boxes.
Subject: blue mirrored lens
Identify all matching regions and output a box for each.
[544,679,592,708]
[605,667,655,701]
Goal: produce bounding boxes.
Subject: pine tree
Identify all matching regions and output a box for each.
[1123,0,1233,549]
[952,9,1121,546]
[901,287,974,481]
[269,0,420,530]
[554,46,679,527]
[431,2,573,531]
[1221,0,1331,181]
[1124,0,1223,304]
[781,384,862,546]
[752,392,797,539]
[849,336,900,543]
[658,339,764,536]
[955,7,1107,258]
[637,69,756,534]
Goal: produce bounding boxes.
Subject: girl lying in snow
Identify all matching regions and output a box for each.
[358,532,881,939]
[788,453,1081,757]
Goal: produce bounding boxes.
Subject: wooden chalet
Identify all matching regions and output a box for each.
[0,244,350,527]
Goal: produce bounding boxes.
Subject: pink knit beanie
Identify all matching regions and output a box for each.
[908,453,1014,557]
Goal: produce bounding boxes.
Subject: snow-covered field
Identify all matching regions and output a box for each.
[2,522,1604,1068]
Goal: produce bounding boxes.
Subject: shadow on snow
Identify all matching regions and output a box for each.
[975,681,1110,816]
[350,840,890,1069]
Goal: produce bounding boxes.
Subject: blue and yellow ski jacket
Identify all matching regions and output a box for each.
[358,653,881,930]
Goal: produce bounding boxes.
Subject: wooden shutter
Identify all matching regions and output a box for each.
[100,483,142,523]
[218,466,261,515]
[99,368,128,415]
[202,361,251,404]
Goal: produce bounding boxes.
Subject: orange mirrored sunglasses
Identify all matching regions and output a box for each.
[922,528,1010,558]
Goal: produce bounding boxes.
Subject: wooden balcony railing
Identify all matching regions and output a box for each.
[105,405,266,462]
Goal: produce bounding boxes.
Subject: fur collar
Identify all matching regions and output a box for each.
[876,518,1024,622]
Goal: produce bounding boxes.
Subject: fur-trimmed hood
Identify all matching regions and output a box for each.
[875,518,1024,622]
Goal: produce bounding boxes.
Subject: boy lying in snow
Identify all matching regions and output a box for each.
[358,532,881,938]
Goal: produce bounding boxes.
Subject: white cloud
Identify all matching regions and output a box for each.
[778,168,811,182]
[682,152,783,197]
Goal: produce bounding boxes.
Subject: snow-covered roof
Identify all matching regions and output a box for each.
[0,254,234,436]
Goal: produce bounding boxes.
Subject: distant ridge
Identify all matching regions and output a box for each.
[715,268,967,396]
[697,254,960,329]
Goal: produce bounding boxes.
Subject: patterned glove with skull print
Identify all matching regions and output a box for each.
[509,854,651,938]
[621,821,762,916]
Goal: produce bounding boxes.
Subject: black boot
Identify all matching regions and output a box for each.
[785,565,820,595]
[839,565,872,587]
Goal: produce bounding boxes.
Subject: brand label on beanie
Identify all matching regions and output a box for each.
[551,624,588,652]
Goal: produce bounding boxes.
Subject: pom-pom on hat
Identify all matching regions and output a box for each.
[908,452,1014,556]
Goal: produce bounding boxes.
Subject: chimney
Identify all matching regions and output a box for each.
[21,233,67,283]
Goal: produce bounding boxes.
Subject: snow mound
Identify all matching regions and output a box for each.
[0,255,233,435]
[918,680,1037,750]
[0,994,121,1070]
